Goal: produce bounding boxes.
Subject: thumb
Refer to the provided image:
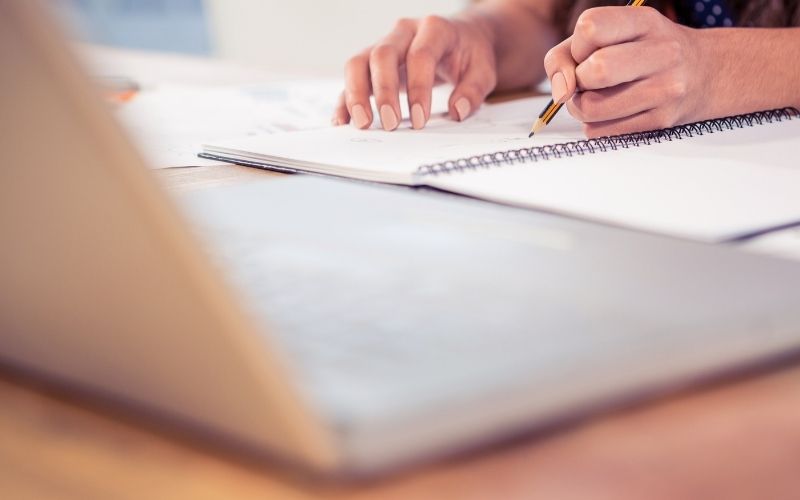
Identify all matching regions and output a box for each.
[447,62,497,122]
[543,37,578,104]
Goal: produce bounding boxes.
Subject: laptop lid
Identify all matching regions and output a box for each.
[0,0,338,472]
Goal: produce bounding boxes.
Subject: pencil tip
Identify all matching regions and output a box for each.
[528,131,535,139]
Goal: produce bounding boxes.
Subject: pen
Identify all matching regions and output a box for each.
[529,0,648,138]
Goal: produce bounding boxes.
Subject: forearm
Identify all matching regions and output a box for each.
[698,27,800,119]
[458,0,561,92]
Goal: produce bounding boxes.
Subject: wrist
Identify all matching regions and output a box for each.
[690,27,730,120]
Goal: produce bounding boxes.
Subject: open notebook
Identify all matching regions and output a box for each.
[201,96,800,242]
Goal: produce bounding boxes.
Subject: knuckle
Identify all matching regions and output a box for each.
[344,83,365,98]
[666,79,688,100]
[406,84,428,98]
[575,9,600,41]
[345,54,367,72]
[643,6,662,24]
[371,44,398,63]
[406,46,435,67]
[420,14,448,30]
[664,39,683,66]
[372,81,395,94]
[393,17,416,32]
[546,38,573,74]
[586,54,609,87]
[543,47,558,73]
[570,42,583,65]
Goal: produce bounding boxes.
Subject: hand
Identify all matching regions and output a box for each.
[544,7,705,138]
[332,15,497,131]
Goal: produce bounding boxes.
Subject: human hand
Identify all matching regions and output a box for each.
[332,15,497,131]
[543,7,705,137]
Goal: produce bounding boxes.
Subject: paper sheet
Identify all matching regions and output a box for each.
[120,79,461,169]
[116,80,342,168]
[203,95,584,182]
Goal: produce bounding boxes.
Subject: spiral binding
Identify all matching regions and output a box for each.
[417,107,800,177]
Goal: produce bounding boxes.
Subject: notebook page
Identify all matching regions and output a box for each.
[425,116,800,242]
[202,96,583,184]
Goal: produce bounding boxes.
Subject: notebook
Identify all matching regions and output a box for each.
[201,96,800,242]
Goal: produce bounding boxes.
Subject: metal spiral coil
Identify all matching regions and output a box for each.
[417,107,800,176]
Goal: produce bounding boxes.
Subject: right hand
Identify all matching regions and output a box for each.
[332,15,498,131]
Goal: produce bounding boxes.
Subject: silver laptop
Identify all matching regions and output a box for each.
[2,0,800,477]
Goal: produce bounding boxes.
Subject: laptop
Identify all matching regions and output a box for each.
[2,0,800,477]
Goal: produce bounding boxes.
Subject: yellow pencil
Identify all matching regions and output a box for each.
[529,0,648,138]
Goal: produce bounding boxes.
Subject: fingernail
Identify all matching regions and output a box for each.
[380,104,398,131]
[351,104,370,129]
[455,97,471,121]
[551,72,567,104]
[411,103,425,130]
[331,116,340,126]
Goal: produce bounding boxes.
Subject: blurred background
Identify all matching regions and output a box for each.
[54,0,468,76]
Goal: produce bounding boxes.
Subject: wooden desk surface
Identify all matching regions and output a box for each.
[4,165,800,499]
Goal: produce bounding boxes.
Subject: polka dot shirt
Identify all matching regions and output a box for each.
[675,0,735,28]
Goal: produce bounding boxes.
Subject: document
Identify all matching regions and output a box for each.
[116,80,342,168]
[203,96,584,183]
[117,78,457,169]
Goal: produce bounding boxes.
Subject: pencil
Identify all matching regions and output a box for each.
[529,0,648,138]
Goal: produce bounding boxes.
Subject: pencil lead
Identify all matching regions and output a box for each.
[528,131,535,139]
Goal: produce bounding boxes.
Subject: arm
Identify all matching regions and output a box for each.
[699,27,800,119]
[333,0,560,131]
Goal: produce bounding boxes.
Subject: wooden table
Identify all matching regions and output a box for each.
[4,165,800,500]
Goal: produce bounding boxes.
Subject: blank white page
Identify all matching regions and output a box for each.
[203,96,583,184]
[425,114,800,242]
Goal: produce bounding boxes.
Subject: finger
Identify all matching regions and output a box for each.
[575,39,681,91]
[344,51,373,129]
[567,72,687,124]
[405,16,455,129]
[582,107,679,138]
[369,22,417,131]
[332,91,349,126]
[447,59,496,122]
[543,37,578,104]
[570,6,662,64]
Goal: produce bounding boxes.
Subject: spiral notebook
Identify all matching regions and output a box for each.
[201,96,800,242]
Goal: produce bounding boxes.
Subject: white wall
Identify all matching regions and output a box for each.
[205,0,467,77]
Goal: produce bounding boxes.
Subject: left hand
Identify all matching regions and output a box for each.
[543,6,706,138]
